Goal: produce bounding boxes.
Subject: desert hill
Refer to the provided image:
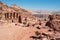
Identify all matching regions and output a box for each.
[0,2,37,23]
[0,1,60,40]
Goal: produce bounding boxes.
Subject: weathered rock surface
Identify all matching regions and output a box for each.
[0,2,60,40]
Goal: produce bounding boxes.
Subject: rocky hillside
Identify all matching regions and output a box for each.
[0,2,36,23]
[0,1,60,40]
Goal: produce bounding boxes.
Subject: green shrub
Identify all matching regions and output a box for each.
[35,31,40,36]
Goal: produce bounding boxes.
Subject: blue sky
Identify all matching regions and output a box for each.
[0,0,60,11]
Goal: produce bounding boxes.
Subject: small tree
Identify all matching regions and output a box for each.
[35,31,40,36]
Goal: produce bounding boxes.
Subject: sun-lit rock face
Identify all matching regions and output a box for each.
[53,14,60,20]
[51,14,60,32]
[10,4,36,20]
[0,1,60,40]
[0,2,37,23]
[0,2,8,11]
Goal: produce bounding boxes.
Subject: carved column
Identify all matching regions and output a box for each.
[5,13,7,19]
[5,13,9,19]
[10,13,12,19]
[9,13,10,19]
[16,13,18,18]
[0,6,2,10]
[6,13,9,19]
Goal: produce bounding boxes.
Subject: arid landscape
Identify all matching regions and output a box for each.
[0,1,60,40]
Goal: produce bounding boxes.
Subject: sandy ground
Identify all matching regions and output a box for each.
[0,20,60,40]
[0,22,38,40]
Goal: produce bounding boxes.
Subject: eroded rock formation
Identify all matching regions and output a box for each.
[0,2,60,40]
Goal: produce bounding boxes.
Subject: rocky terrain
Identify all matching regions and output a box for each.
[0,2,60,40]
